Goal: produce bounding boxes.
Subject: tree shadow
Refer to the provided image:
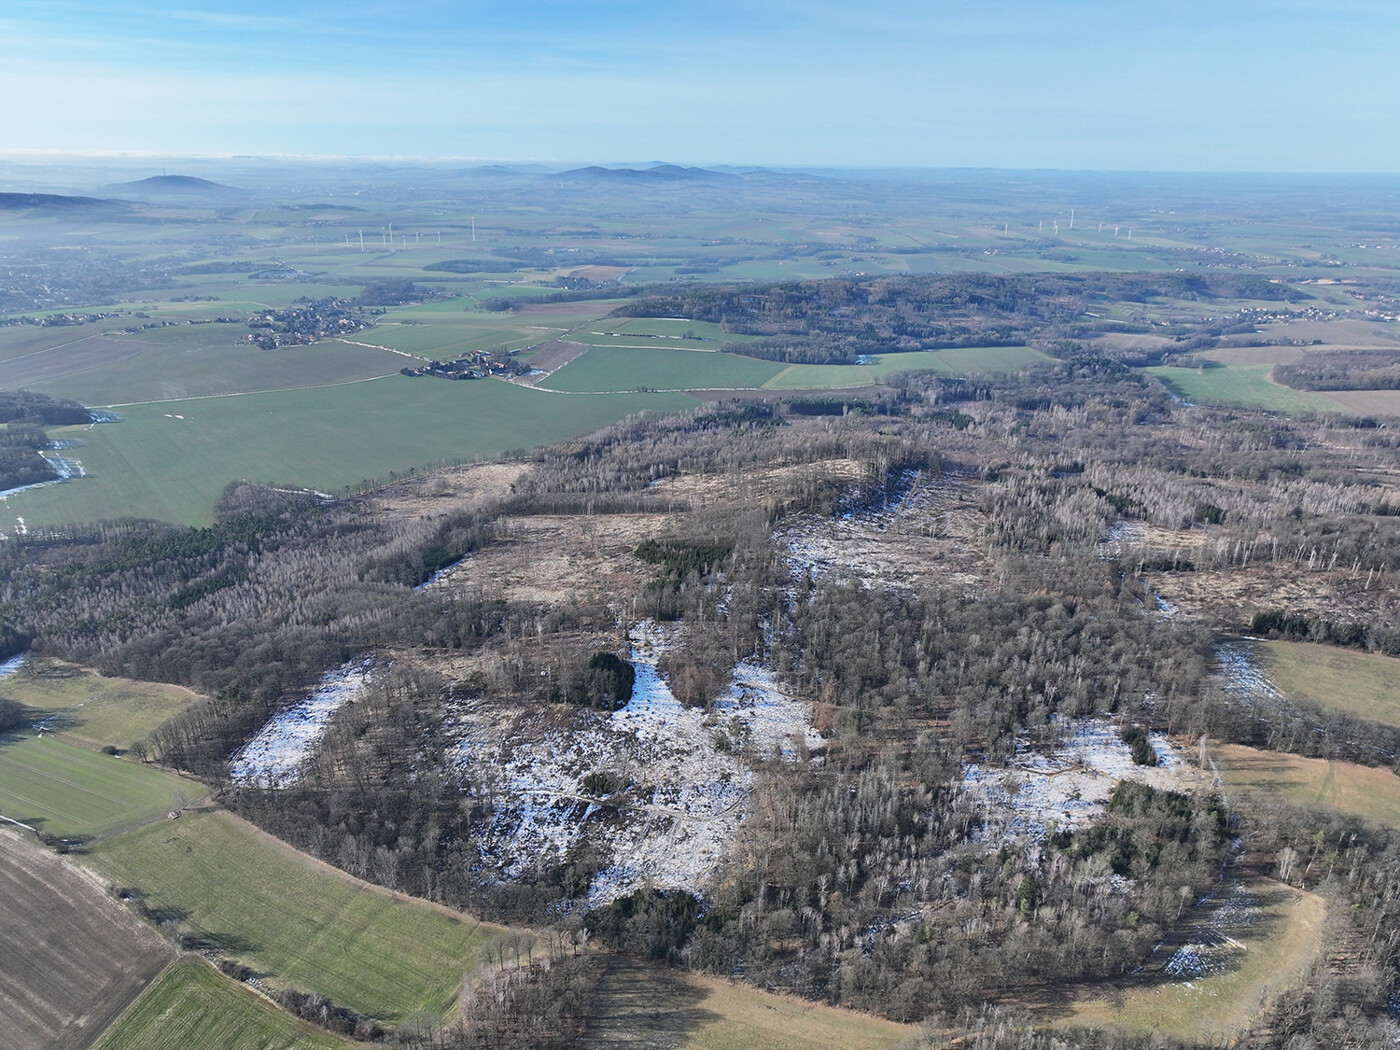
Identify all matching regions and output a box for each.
[178,930,261,954]
[579,956,722,1049]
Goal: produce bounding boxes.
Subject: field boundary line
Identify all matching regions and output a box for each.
[101,373,402,408]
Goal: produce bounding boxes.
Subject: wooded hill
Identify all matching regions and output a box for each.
[5,358,1400,1046]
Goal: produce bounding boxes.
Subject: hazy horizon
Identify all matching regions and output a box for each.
[3,1,1398,173]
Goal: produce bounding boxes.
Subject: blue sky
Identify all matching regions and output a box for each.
[1,1,1396,170]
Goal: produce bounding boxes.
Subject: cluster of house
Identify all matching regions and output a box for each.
[246,297,372,349]
[400,348,529,380]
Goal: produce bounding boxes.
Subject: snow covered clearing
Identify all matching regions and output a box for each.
[961,718,1210,842]
[775,469,985,590]
[1213,639,1284,702]
[1098,520,1144,560]
[231,659,372,785]
[452,621,817,908]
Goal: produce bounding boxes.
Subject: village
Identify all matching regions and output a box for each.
[399,347,531,380]
[245,296,373,349]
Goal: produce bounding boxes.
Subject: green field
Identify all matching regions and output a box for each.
[94,958,351,1050]
[1259,640,1400,727]
[0,661,205,751]
[1148,364,1347,413]
[1,378,695,527]
[0,325,407,406]
[90,810,513,1023]
[538,344,1049,395]
[0,734,202,838]
[540,345,784,392]
[763,346,1048,389]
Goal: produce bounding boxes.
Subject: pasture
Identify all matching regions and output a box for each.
[762,345,1048,389]
[539,345,784,392]
[1259,640,1400,728]
[1,378,695,527]
[0,324,406,406]
[0,828,172,1050]
[90,810,515,1023]
[0,734,202,839]
[1213,744,1400,828]
[1312,389,1400,417]
[93,958,351,1050]
[1,660,205,751]
[538,343,1050,395]
[1147,364,1346,413]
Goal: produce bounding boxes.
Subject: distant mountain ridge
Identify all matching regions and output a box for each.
[0,192,127,213]
[558,164,734,182]
[106,174,240,196]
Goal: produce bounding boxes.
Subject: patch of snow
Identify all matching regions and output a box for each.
[0,452,87,502]
[961,717,1204,842]
[0,654,25,679]
[231,659,372,785]
[714,662,822,760]
[1214,639,1283,702]
[414,560,465,591]
[452,620,819,908]
[1098,520,1143,560]
[777,469,971,590]
[1161,883,1256,982]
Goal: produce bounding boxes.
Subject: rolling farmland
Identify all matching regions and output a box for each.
[539,345,785,392]
[1,378,695,527]
[0,735,203,839]
[93,958,351,1050]
[90,810,515,1023]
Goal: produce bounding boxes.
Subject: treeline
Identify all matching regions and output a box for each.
[1275,348,1400,390]
[0,389,92,491]
[0,390,91,425]
[609,273,1306,365]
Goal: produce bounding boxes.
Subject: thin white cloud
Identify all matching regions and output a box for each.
[167,9,307,30]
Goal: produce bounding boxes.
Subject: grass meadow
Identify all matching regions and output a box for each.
[0,734,202,838]
[763,346,1048,389]
[539,345,785,392]
[90,810,515,1023]
[1147,364,1347,413]
[1214,744,1400,828]
[1,378,694,527]
[1259,640,1400,728]
[93,958,351,1050]
[1,661,205,752]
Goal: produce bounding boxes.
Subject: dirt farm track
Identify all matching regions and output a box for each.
[0,829,171,1050]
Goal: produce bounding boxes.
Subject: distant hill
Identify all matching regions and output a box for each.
[106,174,240,197]
[558,164,733,182]
[0,192,128,214]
